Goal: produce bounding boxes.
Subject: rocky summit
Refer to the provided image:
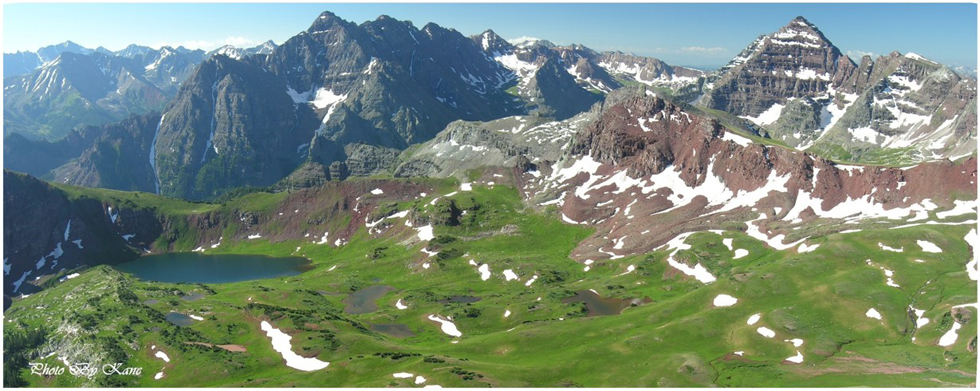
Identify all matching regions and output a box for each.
[702,17,976,164]
[2,8,977,389]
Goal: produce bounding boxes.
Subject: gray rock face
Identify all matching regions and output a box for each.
[703,16,976,163]
[705,16,858,120]
[49,113,162,192]
[150,11,605,199]
[594,51,705,89]
[154,56,318,200]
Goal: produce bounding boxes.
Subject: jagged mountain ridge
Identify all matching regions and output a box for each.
[3,13,974,202]
[149,11,617,199]
[473,29,705,95]
[3,40,278,80]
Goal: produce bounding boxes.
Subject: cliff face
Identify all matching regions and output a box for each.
[2,171,162,299]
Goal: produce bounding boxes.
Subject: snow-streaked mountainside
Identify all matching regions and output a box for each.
[2,12,977,388]
[399,86,974,264]
[2,13,976,201]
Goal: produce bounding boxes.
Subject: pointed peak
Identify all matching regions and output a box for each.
[790,16,814,27]
[474,29,512,52]
[421,22,446,32]
[778,16,825,36]
[769,15,833,48]
[308,10,349,33]
[481,29,502,39]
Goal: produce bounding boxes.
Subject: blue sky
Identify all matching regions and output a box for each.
[3,3,976,69]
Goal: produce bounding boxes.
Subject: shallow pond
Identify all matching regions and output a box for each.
[370,323,416,338]
[436,295,482,304]
[165,312,196,327]
[181,292,205,301]
[562,290,649,317]
[114,253,312,284]
[343,285,395,314]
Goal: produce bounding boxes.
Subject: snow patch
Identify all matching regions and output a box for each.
[756,327,776,338]
[740,103,784,126]
[713,294,738,307]
[917,240,942,253]
[260,321,330,371]
[416,225,435,241]
[154,351,170,363]
[878,243,904,252]
[428,314,462,337]
[865,308,882,320]
[938,322,962,347]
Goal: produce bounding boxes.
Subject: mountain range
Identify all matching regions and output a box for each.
[2,11,976,388]
[5,13,973,202]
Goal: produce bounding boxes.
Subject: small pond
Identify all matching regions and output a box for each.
[165,312,196,327]
[562,290,650,317]
[436,296,482,304]
[114,253,312,284]
[370,324,416,338]
[343,285,395,314]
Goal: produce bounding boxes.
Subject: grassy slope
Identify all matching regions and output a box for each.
[5,181,977,387]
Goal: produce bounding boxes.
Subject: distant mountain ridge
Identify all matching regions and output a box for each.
[2,40,280,141]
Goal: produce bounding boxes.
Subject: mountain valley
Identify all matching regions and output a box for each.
[2,10,977,388]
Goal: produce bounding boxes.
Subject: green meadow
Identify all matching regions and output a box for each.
[4,181,976,387]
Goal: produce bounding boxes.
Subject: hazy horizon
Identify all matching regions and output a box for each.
[3,3,977,70]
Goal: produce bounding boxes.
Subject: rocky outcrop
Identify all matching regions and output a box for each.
[394,108,598,178]
[809,52,977,162]
[523,89,976,263]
